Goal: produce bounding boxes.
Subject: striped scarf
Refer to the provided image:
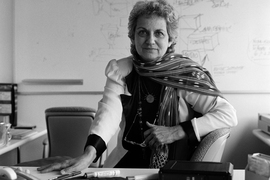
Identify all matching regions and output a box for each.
[132,53,222,168]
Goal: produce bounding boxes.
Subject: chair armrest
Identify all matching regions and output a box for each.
[190,128,231,162]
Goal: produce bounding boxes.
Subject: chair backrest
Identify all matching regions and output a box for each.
[190,127,231,162]
[45,106,96,158]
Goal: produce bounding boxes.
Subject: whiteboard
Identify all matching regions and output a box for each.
[14,0,270,92]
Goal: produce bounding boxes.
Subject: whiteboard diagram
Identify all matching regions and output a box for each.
[14,0,270,92]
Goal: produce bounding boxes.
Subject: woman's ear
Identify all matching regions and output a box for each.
[167,42,173,52]
[168,39,173,48]
[167,40,175,53]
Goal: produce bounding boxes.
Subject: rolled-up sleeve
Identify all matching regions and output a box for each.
[184,91,238,139]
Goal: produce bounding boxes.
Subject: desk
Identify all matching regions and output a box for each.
[0,129,47,155]
[0,129,47,163]
[253,129,270,146]
[0,167,246,180]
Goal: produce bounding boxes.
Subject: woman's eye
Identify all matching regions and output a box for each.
[155,31,165,37]
[138,30,147,37]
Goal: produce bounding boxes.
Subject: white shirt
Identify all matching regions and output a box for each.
[89,57,238,167]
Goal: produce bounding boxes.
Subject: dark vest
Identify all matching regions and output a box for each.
[120,66,164,150]
[120,65,198,161]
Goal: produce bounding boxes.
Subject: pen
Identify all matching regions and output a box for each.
[126,173,158,180]
[49,171,81,180]
[83,170,120,178]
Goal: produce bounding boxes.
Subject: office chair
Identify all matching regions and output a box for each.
[43,106,96,157]
[190,127,231,162]
[42,106,103,167]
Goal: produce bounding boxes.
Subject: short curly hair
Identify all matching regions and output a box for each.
[128,0,179,56]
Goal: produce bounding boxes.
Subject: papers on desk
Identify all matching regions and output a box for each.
[0,167,245,180]
[10,129,38,139]
[0,167,159,180]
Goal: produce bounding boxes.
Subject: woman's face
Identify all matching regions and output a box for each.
[133,15,172,63]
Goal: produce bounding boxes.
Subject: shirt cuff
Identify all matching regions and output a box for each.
[191,118,201,142]
[84,134,106,162]
[180,121,199,149]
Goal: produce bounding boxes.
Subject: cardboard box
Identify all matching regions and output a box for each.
[245,166,270,180]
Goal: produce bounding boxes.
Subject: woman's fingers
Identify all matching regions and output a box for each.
[145,122,175,146]
[37,159,74,173]
[37,163,65,173]
[60,165,79,175]
[60,159,89,174]
[145,130,163,149]
[37,146,96,174]
[146,121,155,127]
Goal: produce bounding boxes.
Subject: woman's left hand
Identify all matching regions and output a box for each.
[144,122,186,149]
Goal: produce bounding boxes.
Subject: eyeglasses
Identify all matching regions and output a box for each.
[124,138,147,147]
[123,112,147,148]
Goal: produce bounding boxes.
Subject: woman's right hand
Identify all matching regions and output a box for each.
[37,146,97,174]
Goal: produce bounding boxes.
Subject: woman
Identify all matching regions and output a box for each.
[38,0,237,173]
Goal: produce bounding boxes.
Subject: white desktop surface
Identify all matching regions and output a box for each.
[1,167,245,180]
[0,129,47,155]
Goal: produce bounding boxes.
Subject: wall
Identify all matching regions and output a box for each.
[221,94,270,168]
[0,0,46,165]
[0,0,13,82]
[0,0,16,165]
[1,0,270,168]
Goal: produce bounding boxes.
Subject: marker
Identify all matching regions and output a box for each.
[126,173,158,180]
[83,170,120,178]
[49,171,81,180]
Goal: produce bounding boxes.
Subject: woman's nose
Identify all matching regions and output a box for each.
[146,34,155,45]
